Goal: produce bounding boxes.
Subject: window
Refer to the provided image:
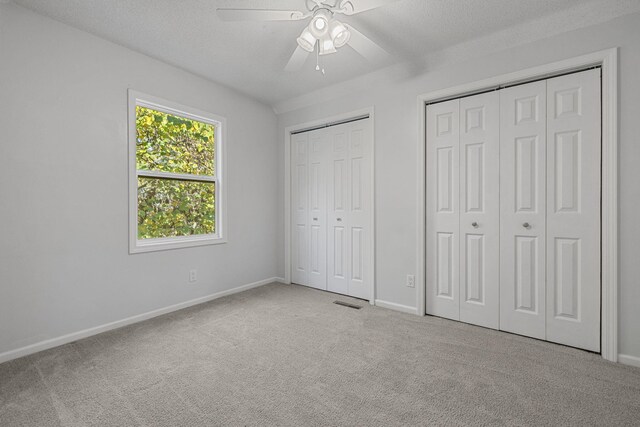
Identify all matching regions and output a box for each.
[128,91,226,253]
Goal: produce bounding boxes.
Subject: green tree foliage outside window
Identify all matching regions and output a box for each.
[136,106,216,239]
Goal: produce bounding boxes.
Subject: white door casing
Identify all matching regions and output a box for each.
[545,69,601,352]
[459,92,500,329]
[426,99,460,320]
[499,80,547,339]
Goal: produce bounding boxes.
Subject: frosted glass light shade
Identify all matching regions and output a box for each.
[297,27,316,52]
[319,36,336,55]
[329,20,350,48]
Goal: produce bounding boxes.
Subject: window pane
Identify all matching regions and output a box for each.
[136,106,215,176]
[137,177,215,239]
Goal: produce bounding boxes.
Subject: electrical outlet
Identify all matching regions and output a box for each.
[406,274,415,288]
[189,269,197,283]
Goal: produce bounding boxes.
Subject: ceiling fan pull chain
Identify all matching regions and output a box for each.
[315,40,326,75]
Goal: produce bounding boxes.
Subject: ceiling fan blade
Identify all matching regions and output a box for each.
[345,25,389,63]
[339,0,401,15]
[285,46,310,72]
[216,8,306,21]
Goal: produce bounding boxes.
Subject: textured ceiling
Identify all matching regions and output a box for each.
[9,0,640,106]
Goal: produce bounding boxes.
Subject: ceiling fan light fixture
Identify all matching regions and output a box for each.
[296,27,316,52]
[329,20,350,48]
[319,35,336,56]
[308,8,331,38]
[217,0,393,72]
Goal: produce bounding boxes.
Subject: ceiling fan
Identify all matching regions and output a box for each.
[216,0,398,72]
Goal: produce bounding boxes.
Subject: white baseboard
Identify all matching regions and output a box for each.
[618,354,640,368]
[0,277,280,365]
[374,299,418,315]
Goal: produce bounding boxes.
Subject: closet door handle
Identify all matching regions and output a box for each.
[471,222,479,228]
[313,217,318,221]
[523,222,530,229]
[337,218,342,222]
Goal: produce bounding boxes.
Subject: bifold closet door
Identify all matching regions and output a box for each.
[291,132,309,286]
[428,69,601,351]
[426,99,460,320]
[426,93,500,327]
[499,69,601,351]
[545,69,601,352]
[459,92,500,329]
[291,128,328,291]
[327,119,372,300]
[307,129,328,290]
[499,81,547,339]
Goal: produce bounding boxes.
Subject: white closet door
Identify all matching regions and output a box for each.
[499,81,547,339]
[459,92,500,329]
[307,129,328,290]
[291,132,309,286]
[327,119,372,300]
[546,69,601,352]
[346,120,373,300]
[426,99,460,320]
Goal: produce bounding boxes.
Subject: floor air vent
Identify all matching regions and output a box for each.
[333,301,362,310]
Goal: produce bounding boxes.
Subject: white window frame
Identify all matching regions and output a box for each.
[128,90,227,253]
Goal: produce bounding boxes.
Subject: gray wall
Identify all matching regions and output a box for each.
[277,12,640,360]
[0,4,279,356]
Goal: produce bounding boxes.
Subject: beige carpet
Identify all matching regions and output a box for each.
[1,283,639,426]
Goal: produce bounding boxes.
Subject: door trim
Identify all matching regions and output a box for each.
[416,48,618,362]
[284,107,376,304]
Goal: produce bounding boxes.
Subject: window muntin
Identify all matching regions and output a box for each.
[129,91,225,253]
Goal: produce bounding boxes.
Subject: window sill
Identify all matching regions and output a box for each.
[129,235,227,254]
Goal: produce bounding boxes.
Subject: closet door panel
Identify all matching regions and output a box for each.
[291,133,309,286]
[346,122,372,300]
[459,92,500,329]
[546,69,601,352]
[426,99,460,320]
[326,120,372,299]
[499,81,547,339]
[307,129,328,290]
[328,130,350,295]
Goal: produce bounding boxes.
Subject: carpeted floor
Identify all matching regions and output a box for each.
[1,283,639,426]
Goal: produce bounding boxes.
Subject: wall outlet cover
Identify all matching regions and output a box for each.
[407,274,415,288]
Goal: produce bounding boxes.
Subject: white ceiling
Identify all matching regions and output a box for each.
[10,0,640,106]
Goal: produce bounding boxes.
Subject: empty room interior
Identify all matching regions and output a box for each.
[2,0,640,425]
